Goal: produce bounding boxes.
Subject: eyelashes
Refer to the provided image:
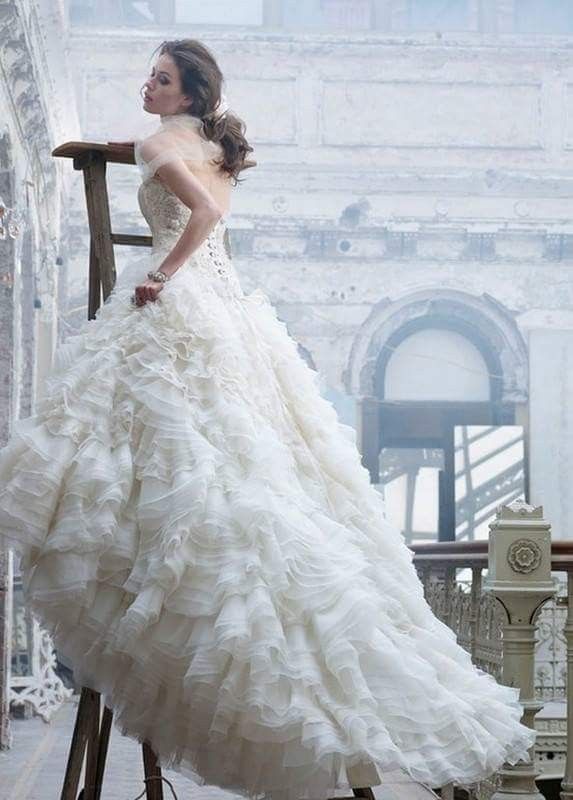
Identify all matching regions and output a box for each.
[149,70,169,85]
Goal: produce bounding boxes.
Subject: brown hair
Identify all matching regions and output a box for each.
[153,39,255,184]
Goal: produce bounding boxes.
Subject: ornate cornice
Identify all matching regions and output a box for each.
[0,0,80,182]
[68,26,573,56]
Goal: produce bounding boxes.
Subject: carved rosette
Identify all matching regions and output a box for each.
[507,537,542,574]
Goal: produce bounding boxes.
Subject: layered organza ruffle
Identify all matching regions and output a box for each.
[0,245,536,800]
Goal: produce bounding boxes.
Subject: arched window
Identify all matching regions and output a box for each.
[361,319,524,544]
[384,328,490,402]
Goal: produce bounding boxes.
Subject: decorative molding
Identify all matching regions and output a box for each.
[0,0,80,188]
[346,288,529,403]
[384,229,418,259]
[507,537,543,574]
[502,498,541,518]
[544,233,573,262]
[463,231,497,261]
[10,612,72,722]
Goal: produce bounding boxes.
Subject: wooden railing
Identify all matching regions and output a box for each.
[410,504,573,799]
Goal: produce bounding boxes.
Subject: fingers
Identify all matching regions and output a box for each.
[133,282,162,306]
[134,285,147,306]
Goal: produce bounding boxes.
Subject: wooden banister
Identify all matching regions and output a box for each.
[52,141,135,166]
[412,539,573,571]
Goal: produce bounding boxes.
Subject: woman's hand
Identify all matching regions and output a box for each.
[132,279,164,307]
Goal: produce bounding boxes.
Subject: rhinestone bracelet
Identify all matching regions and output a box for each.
[147,270,169,283]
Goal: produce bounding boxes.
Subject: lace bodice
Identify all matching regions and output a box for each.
[137,175,242,298]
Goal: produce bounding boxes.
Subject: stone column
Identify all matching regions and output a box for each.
[0,139,15,750]
[0,549,13,750]
[484,500,556,799]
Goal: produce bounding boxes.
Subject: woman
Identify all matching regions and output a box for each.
[0,39,536,800]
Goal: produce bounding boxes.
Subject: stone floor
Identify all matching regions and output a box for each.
[0,698,438,800]
[0,698,241,800]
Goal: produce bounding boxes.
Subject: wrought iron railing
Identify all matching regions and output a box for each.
[412,511,573,798]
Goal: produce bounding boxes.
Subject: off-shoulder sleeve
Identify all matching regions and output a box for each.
[134,118,223,181]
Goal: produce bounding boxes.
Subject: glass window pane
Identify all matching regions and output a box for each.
[70,0,162,25]
[407,0,470,31]
[175,0,264,25]
[384,328,491,402]
[377,448,444,544]
[284,0,371,29]
[454,426,525,542]
[515,0,573,34]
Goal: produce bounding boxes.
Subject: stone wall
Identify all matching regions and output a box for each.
[0,0,80,749]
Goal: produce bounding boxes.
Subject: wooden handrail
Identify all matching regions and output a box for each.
[52,140,257,171]
[411,539,573,571]
[52,141,136,165]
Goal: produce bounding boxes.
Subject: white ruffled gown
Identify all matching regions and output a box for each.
[0,135,536,800]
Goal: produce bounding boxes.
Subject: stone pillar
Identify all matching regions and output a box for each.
[0,139,15,750]
[484,500,556,799]
[0,549,13,749]
[529,329,573,540]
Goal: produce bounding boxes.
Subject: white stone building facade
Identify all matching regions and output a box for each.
[64,5,573,546]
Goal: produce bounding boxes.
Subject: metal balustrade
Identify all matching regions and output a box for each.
[412,503,573,799]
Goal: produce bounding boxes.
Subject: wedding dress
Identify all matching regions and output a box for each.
[0,113,536,800]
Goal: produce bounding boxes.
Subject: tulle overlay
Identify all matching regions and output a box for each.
[0,169,536,799]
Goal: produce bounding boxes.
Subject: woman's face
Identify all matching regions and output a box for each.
[142,53,192,116]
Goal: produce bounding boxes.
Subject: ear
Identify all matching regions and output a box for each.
[180,95,194,113]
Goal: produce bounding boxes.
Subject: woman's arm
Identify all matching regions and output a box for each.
[153,159,223,278]
[133,157,223,307]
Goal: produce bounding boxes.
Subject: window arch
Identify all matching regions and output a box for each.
[374,313,505,405]
[383,327,491,403]
[348,292,528,545]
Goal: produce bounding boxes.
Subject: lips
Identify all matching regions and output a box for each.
[144,93,153,102]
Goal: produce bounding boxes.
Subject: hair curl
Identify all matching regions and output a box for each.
[153,39,255,184]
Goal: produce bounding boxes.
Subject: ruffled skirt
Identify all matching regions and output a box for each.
[0,251,536,800]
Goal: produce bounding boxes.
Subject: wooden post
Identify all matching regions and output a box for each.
[76,151,117,313]
[61,688,100,800]
[83,690,101,800]
[142,742,164,800]
[93,706,113,800]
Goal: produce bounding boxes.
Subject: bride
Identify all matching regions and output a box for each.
[0,38,536,800]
